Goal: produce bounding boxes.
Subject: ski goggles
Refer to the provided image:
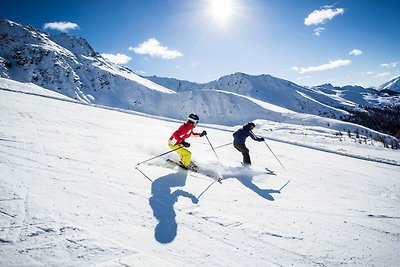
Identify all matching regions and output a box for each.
[188,117,199,125]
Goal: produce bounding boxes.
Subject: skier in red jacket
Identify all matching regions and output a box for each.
[168,114,207,171]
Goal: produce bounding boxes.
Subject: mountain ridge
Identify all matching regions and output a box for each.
[377,76,400,93]
[0,18,399,143]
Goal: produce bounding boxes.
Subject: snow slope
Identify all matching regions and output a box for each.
[1,77,396,147]
[0,19,174,102]
[378,76,400,93]
[1,81,399,266]
[147,73,400,114]
[312,83,400,109]
[202,73,350,117]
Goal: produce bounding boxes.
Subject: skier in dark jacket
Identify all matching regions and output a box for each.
[233,122,264,166]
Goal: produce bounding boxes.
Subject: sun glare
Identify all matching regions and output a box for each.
[208,0,236,26]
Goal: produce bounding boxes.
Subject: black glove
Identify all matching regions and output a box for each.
[200,130,207,137]
[259,137,265,141]
[181,141,190,147]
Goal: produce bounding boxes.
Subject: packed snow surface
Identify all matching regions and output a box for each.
[1,80,399,266]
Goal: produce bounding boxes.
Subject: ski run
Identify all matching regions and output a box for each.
[1,79,399,266]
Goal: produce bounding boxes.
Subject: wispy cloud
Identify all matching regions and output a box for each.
[349,49,363,56]
[101,53,132,65]
[291,59,351,74]
[380,62,399,68]
[304,7,344,26]
[129,38,183,59]
[313,27,325,36]
[43,21,79,32]
[374,72,391,78]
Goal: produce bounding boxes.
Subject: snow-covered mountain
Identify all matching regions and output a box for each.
[311,83,400,109]
[0,19,175,104]
[148,73,349,118]
[1,19,342,124]
[377,75,400,93]
[1,80,400,266]
[146,72,400,139]
[145,75,204,92]
[0,19,399,142]
[147,73,400,113]
[203,73,352,118]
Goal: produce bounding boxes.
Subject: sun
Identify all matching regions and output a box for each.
[208,0,236,26]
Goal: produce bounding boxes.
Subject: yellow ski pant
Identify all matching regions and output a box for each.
[168,140,192,167]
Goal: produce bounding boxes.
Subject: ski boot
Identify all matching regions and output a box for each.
[187,162,198,172]
[241,162,251,168]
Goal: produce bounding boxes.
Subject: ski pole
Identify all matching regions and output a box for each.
[212,142,231,150]
[197,179,218,199]
[136,146,182,166]
[135,165,154,182]
[279,179,290,191]
[205,135,219,160]
[264,141,286,171]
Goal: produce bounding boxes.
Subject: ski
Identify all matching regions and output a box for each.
[265,168,276,175]
[166,159,223,183]
[239,165,276,176]
[166,159,197,171]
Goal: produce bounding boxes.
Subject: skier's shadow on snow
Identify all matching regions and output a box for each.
[149,171,198,244]
[224,171,280,201]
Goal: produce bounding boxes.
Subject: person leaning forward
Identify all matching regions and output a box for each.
[233,122,264,166]
[168,113,207,171]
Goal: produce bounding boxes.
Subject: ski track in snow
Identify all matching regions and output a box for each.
[1,83,400,266]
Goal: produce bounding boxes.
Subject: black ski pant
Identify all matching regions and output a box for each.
[234,143,251,165]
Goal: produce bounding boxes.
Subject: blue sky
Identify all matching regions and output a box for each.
[2,0,400,87]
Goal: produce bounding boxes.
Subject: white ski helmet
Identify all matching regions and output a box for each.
[188,113,199,124]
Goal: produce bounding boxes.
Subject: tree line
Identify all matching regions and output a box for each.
[343,105,400,140]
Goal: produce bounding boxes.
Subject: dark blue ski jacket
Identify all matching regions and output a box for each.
[233,124,264,145]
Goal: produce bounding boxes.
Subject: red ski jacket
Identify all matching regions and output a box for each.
[169,122,200,145]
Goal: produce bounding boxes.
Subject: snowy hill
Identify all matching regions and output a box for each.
[144,75,204,92]
[378,76,400,93]
[202,73,351,118]
[311,83,400,109]
[0,19,174,103]
[146,73,400,140]
[1,19,399,143]
[147,73,352,118]
[1,79,400,266]
[147,73,400,113]
[0,19,346,123]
